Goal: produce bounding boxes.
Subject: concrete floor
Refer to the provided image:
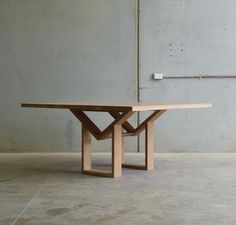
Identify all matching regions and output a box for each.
[0,153,236,225]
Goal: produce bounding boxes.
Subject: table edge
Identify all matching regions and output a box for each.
[21,103,213,111]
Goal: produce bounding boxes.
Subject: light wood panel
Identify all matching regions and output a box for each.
[112,125,122,178]
[145,122,154,170]
[81,125,91,171]
[21,102,212,112]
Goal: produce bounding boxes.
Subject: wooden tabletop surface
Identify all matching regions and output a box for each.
[21,102,212,112]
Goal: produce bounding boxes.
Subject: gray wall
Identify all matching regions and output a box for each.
[1,0,236,153]
[139,0,236,152]
[0,0,137,152]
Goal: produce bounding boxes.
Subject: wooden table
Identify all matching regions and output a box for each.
[21,102,212,178]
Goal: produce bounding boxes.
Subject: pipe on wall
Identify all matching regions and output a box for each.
[154,75,236,80]
[136,0,141,153]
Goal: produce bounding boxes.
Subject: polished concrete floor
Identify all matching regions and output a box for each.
[0,153,236,225]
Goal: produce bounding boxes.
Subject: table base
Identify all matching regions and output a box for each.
[71,109,166,178]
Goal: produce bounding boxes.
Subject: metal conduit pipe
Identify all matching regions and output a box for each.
[153,74,236,80]
[136,0,141,153]
[165,75,236,79]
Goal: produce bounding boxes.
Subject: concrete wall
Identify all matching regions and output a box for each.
[1,0,236,153]
[0,0,137,152]
[139,0,236,152]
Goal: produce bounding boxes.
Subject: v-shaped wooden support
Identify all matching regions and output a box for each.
[71,110,101,140]
[70,110,134,140]
[109,110,166,136]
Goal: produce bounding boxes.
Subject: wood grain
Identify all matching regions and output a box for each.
[21,102,212,112]
[145,122,154,170]
[112,125,122,178]
[81,125,91,171]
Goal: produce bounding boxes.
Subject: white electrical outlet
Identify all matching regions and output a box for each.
[153,73,164,80]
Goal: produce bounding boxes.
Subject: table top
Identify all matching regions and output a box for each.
[21,102,212,112]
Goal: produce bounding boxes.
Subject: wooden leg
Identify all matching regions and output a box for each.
[122,110,165,171]
[112,125,122,178]
[122,136,125,163]
[81,124,123,178]
[122,121,155,171]
[82,125,91,172]
[145,121,154,170]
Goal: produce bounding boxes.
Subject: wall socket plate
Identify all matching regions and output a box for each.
[153,73,164,80]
